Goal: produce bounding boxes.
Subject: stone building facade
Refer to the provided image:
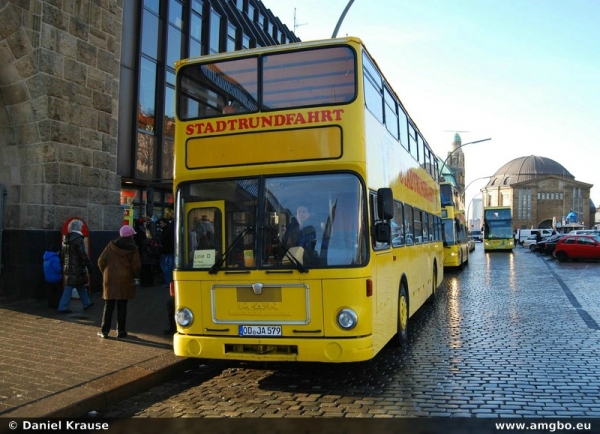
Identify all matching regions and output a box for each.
[0,1,124,300]
[482,156,594,231]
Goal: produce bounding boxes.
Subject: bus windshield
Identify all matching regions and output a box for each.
[177,173,367,271]
[178,45,356,119]
[484,209,512,240]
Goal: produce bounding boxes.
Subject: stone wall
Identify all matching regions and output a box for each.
[0,1,124,301]
[0,0,124,231]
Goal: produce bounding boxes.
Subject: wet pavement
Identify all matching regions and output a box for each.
[1,243,600,433]
[0,284,194,419]
[96,245,600,419]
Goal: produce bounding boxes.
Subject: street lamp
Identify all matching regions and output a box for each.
[332,0,355,38]
[465,175,492,227]
[439,138,491,176]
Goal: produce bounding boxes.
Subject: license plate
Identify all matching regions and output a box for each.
[239,325,282,337]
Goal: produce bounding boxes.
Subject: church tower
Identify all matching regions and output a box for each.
[447,133,466,205]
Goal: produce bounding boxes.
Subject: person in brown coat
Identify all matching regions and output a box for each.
[97,225,141,339]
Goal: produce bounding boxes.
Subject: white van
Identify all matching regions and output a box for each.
[516,229,553,245]
[469,229,483,242]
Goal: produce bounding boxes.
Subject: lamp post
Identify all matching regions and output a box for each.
[465,175,492,228]
[332,0,355,38]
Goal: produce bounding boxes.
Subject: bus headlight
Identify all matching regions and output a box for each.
[337,308,358,330]
[176,308,194,327]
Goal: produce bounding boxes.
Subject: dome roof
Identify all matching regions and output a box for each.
[486,155,574,187]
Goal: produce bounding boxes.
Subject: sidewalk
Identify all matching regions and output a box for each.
[0,285,194,418]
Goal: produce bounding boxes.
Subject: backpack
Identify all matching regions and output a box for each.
[145,238,161,258]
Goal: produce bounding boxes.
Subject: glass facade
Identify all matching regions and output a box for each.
[121,0,300,220]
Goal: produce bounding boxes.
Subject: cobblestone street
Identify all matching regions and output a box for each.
[97,246,600,419]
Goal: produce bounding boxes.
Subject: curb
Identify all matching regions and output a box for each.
[3,355,197,418]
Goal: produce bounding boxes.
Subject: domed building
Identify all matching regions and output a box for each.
[482,155,595,231]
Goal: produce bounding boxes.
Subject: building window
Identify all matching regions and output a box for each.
[571,188,584,224]
[136,132,156,180]
[144,0,160,14]
[227,23,237,51]
[192,0,203,13]
[517,188,531,220]
[167,23,184,68]
[141,8,160,58]
[163,84,175,179]
[189,4,204,57]
[209,9,221,53]
[138,57,157,133]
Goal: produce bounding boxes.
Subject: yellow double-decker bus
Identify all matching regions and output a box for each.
[483,206,515,251]
[440,183,469,268]
[171,37,443,363]
[442,208,469,268]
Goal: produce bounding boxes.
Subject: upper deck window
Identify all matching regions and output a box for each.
[178,46,356,120]
[262,46,356,109]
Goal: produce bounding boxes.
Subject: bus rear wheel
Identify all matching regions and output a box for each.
[395,283,409,346]
[426,266,437,304]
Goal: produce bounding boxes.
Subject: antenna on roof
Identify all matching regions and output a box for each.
[294,8,307,34]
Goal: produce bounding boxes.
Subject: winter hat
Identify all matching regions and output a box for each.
[120,225,136,238]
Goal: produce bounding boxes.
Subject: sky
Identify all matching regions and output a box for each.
[265,0,600,216]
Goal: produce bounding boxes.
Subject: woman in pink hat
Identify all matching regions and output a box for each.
[96,225,141,339]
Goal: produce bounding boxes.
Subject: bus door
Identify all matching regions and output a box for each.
[182,201,224,270]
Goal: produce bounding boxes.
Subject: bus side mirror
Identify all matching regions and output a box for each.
[377,188,393,220]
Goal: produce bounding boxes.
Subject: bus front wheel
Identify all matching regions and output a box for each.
[396,283,409,346]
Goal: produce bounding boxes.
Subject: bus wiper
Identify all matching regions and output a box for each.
[263,225,308,273]
[209,226,254,274]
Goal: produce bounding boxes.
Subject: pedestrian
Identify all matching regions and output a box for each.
[134,218,154,287]
[97,225,141,339]
[58,219,94,313]
[158,217,174,287]
[43,245,63,308]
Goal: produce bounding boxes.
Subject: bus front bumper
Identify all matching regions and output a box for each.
[173,334,375,363]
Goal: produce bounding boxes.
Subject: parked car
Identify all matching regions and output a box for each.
[522,235,539,251]
[533,234,567,255]
[553,235,600,262]
[568,229,600,236]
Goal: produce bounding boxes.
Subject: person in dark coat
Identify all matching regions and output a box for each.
[134,218,154,287]
[283,204,317,255]
[43,245,62,308]
[158,217,175,287]
[58,219,94,313]
[97,225,141,339]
